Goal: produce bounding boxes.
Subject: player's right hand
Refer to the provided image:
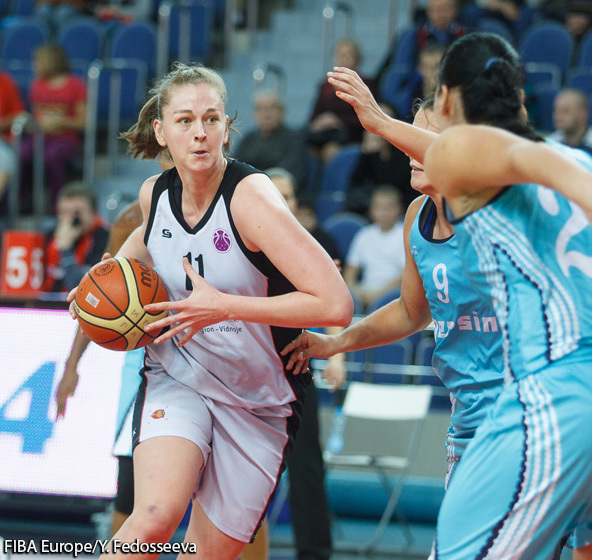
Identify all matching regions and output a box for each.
[327,67,387,136]
[55,366,79,420]
[281,330,337,375]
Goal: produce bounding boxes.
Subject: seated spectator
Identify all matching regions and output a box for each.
[346,103,415,217]
[547,88,592,156]
[42,181,109,293]
[307,39,378,162]
[376,0,464,86]
[461,0,536,40]
[539,0,592,48]
[417,0,466,54]
[233,91,309,192]
[266,167,340,261]
[0,71,25,210]
[343,185,405,310]
[20,43,87,214]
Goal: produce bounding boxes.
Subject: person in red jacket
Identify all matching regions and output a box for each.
[42,181,109,293]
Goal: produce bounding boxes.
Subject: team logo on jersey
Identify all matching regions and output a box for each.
[162,229,172,238]
[213,228,231,253]
[151,409,165,419]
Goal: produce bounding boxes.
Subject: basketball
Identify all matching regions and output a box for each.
[74,257,169,351]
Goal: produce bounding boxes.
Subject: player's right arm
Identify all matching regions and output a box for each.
[283,197,433,373]
[55,326,91,419]
[327,67,437,164]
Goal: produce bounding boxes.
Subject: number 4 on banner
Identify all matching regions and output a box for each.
[0,362,56,453]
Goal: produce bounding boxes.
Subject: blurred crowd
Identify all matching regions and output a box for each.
[0,0,591,312]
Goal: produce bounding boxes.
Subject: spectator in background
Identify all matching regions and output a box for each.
[20,44,87,214]
[548,88,592,156]
[307,39,377,162]
[376,0,463,89]
[344,185,405,310]
[233,91,309,192]
[0,71,25,210]
[268,167,340,262]
[539,0,592,48]
[346,103,415,217]
[42,181,109,293]
[416,0,465,55]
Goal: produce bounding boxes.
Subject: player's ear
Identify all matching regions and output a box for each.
[154,119,167,147]
[223,115,230,145]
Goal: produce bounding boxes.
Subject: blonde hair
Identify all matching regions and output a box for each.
[121,62,236,160]
[35,44,70,79]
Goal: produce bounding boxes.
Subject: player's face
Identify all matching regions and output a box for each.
[410,108,440,196]
[154,83,229,172]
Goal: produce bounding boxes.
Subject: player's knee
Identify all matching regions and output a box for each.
[126,504,182,541]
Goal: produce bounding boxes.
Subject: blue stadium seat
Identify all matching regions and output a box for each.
[379,65,421,121]
[369,336,420,384]
[315,194,345,223]
[567,66,592,97]
[519,23,574,88]
[0,19,49,66]
[12,0,34,16]
[163,0,214,63]
[57,18,104,75]
[533,85,559,133]
[322,212,369,263]
[414,336,435,367]
[477,17,514,45]
[88,59,149,126]
[392,27,417,68]
[108,21,157,76]
[318,144,362,194]
[366,287,402,312]
[576,29,592,67]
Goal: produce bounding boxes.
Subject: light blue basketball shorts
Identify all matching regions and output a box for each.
[435,348,592,559]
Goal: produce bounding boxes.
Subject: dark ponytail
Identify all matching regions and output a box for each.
[438,32,541,141]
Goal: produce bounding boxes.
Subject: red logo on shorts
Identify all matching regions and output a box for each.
[151,409,165,419]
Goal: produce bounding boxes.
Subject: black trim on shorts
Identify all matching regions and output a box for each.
[114,456,134,515]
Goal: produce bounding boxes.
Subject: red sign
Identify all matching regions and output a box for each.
[0,230,45,296]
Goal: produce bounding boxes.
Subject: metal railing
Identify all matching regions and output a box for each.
[9,114,45,227]
[83,59,149,189]
[322,1,354,73]
[157,0,214,77]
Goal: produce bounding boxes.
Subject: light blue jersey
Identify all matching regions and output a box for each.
[410,197,504,474]
[437,143,592,559]
[453,144,592,379]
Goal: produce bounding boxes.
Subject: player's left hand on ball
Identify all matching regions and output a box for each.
[144,257,228,347]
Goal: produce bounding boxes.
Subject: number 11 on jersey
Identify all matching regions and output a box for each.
[184,252,204,290]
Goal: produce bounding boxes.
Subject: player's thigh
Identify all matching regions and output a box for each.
[180,499,246,560]
[132,435,204,521]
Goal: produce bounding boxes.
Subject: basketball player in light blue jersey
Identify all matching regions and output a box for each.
[283,99,505,491]
[322,32,592,560]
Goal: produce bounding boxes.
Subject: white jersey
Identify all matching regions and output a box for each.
[143,161,310,411]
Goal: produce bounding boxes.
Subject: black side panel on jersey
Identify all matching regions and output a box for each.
[221,160,311,403]
[144,167,177,246]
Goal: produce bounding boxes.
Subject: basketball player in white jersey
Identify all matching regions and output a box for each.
[68,63,353,559]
